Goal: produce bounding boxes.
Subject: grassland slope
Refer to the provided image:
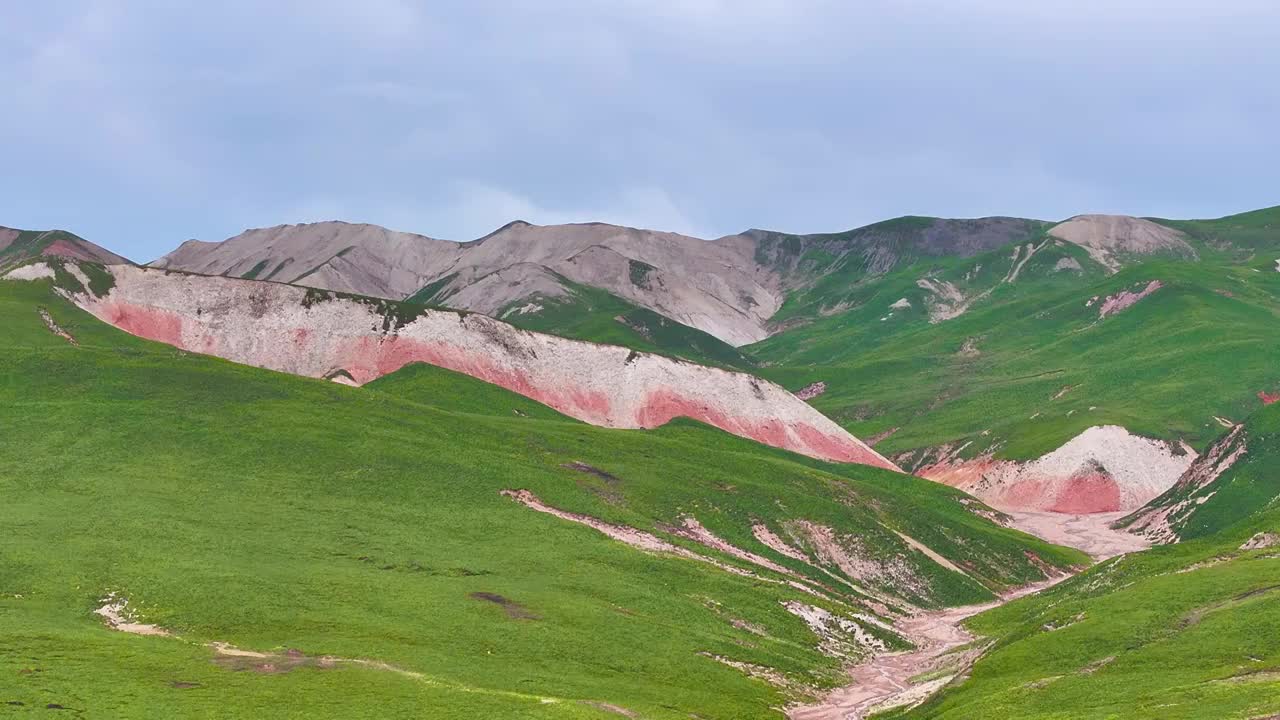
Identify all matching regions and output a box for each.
[0,276,1081,718]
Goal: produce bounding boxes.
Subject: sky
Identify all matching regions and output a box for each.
[2,1,1278,262]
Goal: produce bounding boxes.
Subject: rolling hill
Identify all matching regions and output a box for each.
[5,203,1279,718]
[0,270,1080,718]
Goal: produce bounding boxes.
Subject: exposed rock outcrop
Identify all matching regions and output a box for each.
[795,382,827,401]
[150,216,1054,347]
[1096,280,1163,319]
[15,261,897,470]
[1047,215,1196,272]
[906,426,1195,514]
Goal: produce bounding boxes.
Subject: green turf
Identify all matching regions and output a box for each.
[0,276,1079,718]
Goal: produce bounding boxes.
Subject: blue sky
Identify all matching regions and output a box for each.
[2,1,1277,261]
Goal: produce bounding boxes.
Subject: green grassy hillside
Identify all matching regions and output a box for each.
[0,276,1079,718]
[881,509,1280,720]
[751,251,1280,461]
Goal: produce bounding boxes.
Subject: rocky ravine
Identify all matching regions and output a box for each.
[11,261,897,470]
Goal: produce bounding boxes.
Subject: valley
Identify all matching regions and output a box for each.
[2,204,1278,719]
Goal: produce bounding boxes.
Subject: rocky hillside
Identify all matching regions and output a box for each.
[151,220,786,346]
[9,259,895,469]
[903,426,1196,514]
[0,226,130,271]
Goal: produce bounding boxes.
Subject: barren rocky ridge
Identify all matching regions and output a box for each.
[148,212,1202,347]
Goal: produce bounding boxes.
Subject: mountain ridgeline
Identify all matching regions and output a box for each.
[146,207,1280,518]
[2,203,1278,719]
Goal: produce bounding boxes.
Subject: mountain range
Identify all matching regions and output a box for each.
[2,203,1277,719]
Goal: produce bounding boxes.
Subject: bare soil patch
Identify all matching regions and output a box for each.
[212,645,339,674]
[561,461,621,483]
[1004,511,1150,560]
[38,308,77,346]
[469,591,540,620]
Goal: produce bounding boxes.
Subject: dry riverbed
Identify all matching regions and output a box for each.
[787,511,1148,718]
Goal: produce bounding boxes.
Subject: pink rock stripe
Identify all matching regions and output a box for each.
[54,264,900,470]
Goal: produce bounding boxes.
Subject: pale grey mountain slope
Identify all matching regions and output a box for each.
[150,213,1199,346]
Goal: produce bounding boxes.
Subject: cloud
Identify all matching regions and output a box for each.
[0,1,1277,258]
[373,182,707,241]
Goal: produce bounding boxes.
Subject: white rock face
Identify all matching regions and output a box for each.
[36,262,898,470]
[1054,257,1083,272]
[3,263,56,281]
[914,426,1195,513]
[1047,215,1196,272]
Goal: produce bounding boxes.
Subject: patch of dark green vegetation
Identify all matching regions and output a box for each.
[240,260,271,280]
[405,272,459,305]
[77,262,117,298]
[48,259,86,296]
[628,258,656,288]
[263,258,293,281]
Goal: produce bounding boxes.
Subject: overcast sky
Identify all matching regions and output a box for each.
[2,1,1277,261]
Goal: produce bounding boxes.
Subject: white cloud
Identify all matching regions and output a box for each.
[368,182,707,241]
[1,1,1278,259]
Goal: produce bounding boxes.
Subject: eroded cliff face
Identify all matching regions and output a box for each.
[19,262,897,470]
[897,426,1194,514]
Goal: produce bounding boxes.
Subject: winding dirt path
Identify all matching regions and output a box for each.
[787,512,1148,719]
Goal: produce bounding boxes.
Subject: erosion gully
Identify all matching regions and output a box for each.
[787,512,1148,720]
